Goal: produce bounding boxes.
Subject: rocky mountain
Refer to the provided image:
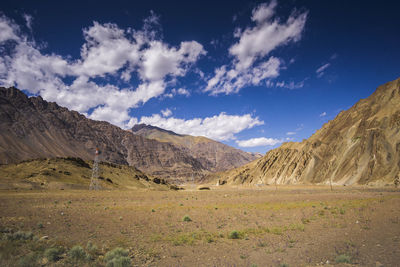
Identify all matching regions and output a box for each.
[131,124,260,173]
[213,78,400,186]
[0,87,257,183]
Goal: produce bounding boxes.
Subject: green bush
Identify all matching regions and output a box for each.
[86,241,98,254]
[228,230,240,239]
[106,256,131,267]
[68,245,87,262]
[17,252,39,267]
[182,215,192,222]
[104,248,130,267]
[335,254,351,263]
[44,247,62,262]
[6,231,33,241]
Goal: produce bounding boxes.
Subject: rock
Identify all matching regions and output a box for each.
[198,186,210,190]
[40,235,49,240]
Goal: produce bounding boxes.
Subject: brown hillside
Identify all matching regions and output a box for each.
[131,124,261,173]
[214,78,400,186]
[0,87,258,184]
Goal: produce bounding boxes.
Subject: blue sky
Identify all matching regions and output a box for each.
[1,0,399,153]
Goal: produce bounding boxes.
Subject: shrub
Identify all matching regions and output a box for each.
[106,256,131,267]
[182,215,192,222]
[86,241,98,254]
[44,247,62,262]
[335,254,351,263]
[104,248,130,267]
[17,252,39,267]
[68,245,87,262]
[6,231,33,241]
[228,230,240,239]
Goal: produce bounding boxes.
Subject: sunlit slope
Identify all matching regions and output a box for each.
[214,77,400,186]
[0,157,171,190]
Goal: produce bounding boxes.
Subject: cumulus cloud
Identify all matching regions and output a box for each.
[205,1,308,95]
[319,111,327,117]
[0,16,21,42]
[236,137,282,147]
[164,87,190,98]
[138,112,264,141]
[0,14,205,128]
[161,108,172,117]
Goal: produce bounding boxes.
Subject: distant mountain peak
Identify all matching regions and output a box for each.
[131,123,183,137]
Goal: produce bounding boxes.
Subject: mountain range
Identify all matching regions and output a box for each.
[209,78,400,186]
[0,87,259,184]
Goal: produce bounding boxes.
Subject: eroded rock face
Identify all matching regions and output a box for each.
[131,124,261,173]
[217,78,400,186]
[0,87,258,184]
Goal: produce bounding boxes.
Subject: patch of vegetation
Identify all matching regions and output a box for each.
[257,240,268,247]
[172,234,196,246]
[68,245,87,262]
[17,252,40,267]
[335,254,351,263]
[182,215,192,222]
[104,247,131,267]
[5,231,34,241]
[44,247,63,262]
[86,241,98,254]
[268,227,283,235]
[228,230,242,239]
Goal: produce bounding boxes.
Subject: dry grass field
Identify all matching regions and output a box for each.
[0,186,399,266]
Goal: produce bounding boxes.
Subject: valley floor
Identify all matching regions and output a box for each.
[0,186,399,266]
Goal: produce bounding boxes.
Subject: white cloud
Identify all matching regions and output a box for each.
[205,1,307,95]
[0,14,205,129]
[286,131,296,136]
[275,80,304,90]
[139,112,264,141]
[161,108,172,117]
[251,0,278,23]
[236,137,282,147]
[164,87,190,98]
[0,16,21,43]
[316,63,330,78]
[319,111,327,117]
[23,14,33,31]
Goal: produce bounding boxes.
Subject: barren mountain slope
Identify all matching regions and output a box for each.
[0,87,259,183]
[0,87,207,182]
[215,78,400,186]
[132,124,261,173]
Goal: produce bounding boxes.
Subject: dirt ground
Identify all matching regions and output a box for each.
[0,186,399,266]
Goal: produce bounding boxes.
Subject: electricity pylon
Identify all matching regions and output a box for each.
[89,148,101,190]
